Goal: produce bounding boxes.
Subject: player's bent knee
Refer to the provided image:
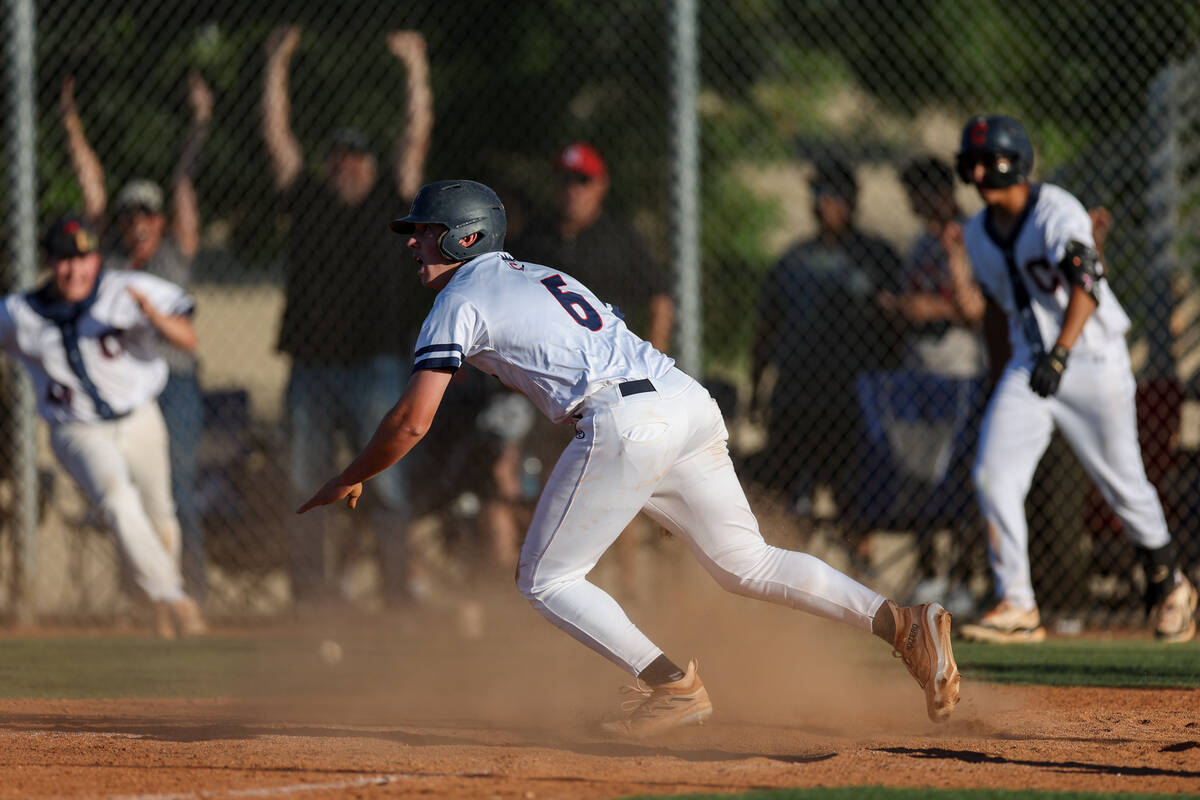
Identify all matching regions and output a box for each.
[706,541,774,594]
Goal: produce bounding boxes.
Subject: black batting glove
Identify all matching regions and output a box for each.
[1029,345,1070,397]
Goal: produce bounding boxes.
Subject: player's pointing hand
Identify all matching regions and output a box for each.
[297,478,363,513]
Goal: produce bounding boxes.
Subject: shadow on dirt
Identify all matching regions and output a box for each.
[0,712,837,765]
[877,746,1200,780]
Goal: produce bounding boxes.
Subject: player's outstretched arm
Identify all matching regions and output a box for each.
[297,368,453,512]
[60,76,107,225]
[128,288,197,351]
[171,71,212,260]
[262,25,304,192]
[387,30,432,200]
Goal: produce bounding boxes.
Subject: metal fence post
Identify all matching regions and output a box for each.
[670,0,700,375]
[5,0,39,624]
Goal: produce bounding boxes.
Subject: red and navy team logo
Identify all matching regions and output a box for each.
[506,259,524,271]
[970,120,989,146]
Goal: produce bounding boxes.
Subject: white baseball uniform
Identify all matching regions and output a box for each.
[965,183,1171,609]
[413,251,884,676]
[0,269,195,603]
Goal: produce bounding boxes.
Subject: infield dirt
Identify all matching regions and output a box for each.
[1,554,1197,798]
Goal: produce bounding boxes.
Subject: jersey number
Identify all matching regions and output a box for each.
[1025,257,1061,294]
[541,275,602,331]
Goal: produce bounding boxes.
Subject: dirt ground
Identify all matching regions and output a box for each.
[1,557,1198,800]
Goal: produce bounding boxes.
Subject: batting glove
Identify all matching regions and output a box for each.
[1029,345,1070,397]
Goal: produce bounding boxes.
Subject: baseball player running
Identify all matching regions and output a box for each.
[956,115,1197,644]
[0,215,206,637]
[299,180,960,735]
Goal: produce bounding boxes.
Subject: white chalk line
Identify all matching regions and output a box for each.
[104,774,398,800]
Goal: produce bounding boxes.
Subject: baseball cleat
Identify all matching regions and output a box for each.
[154,602,177,640]
[959,601,1046,644]
[892,601,961,723]
[1152,572,1197,644]
[170,596,209,638]
[598,659,713,738]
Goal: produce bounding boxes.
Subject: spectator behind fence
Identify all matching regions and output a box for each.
[880,156,985,378]
[262,25,433,608]
[750,157,903,539]
[519,142,674,352]
[59,72,213,601]
[866,156,988,606]
[954,113,1196,644]
[0,216,206,638]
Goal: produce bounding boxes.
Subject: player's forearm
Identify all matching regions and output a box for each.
[338,410,427,486]
[1054,285,1099,351]
[149,314,197,352]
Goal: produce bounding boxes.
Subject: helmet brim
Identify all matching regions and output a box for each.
[389,217,416,233]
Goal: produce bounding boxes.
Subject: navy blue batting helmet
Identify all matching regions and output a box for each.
[390,180,506,262]
[955,115,1034,189]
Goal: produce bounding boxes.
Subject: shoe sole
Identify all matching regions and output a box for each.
[1156,619,1196,644]
[960,623,1047,644]
[922,603,961,723]
[598,701,713,738]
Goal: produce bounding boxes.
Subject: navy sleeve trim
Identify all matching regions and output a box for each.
[415,342,464,357]
[413,358,461,373]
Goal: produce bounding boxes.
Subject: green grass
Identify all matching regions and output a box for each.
[623,790,1197,800]
[0,636,263,698]
[955,639,1200,688]
[0,634,1197,700]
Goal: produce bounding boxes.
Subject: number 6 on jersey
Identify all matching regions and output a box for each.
[541,275,602,331]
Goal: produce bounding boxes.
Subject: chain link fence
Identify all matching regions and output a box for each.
[1,0,1198,631]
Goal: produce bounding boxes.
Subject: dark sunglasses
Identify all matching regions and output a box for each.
[120,204,159,217]
[560,172,595,186]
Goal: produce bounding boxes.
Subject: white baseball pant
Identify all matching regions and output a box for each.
[517,367,885,676]
[973,347,1170,609]
[50,401,186,603]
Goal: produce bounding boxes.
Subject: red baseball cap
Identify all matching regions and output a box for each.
[555,142,607,180]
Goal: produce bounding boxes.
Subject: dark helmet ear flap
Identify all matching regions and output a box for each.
[390,180,507,261]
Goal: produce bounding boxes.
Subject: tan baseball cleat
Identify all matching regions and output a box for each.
[960,600,1047,643]
[891,601,961,723]
[170,596,209,638]
[1152,572,1197,643]
[598,659,713,738]
[154,602,177,640]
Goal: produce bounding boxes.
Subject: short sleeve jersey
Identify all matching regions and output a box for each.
[411,251,675,423]
[0,270,193,423]
[964,183,1129,361]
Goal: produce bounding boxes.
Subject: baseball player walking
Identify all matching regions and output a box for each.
[0,216,206,637]
[299,180,960,735]
[956,115,1197,644]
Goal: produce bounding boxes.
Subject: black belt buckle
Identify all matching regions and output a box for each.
[619,378,655,397]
